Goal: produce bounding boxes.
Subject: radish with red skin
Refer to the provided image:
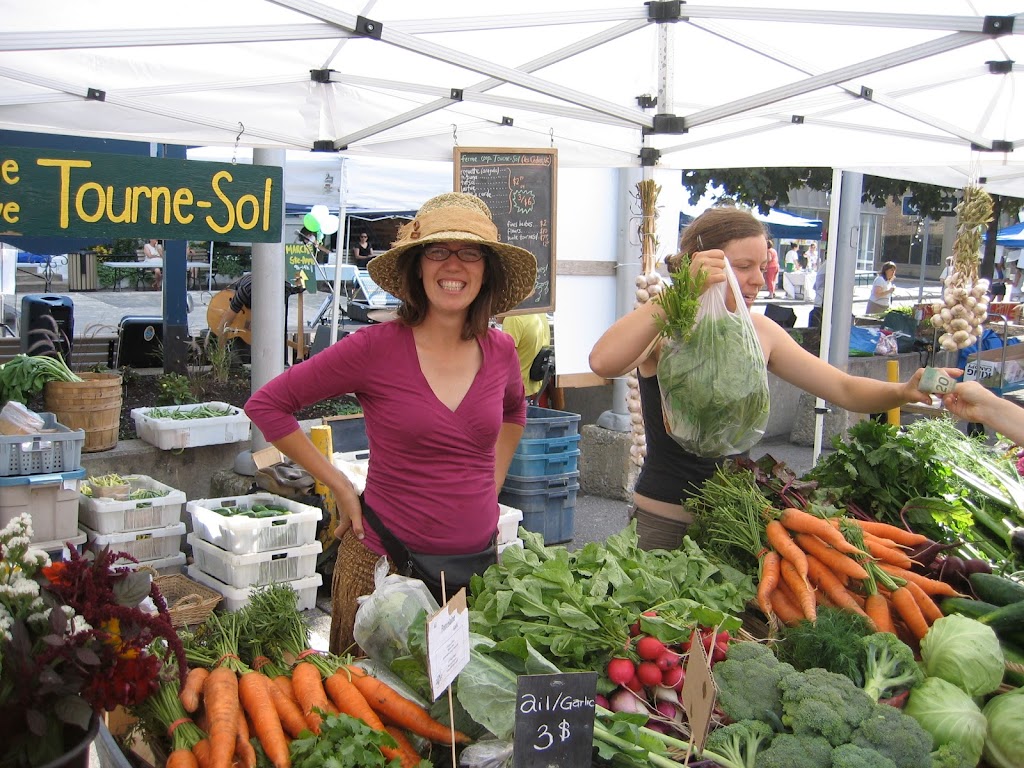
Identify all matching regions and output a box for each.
[595,694,610,710]
[630,610,658,636]
[607,657,635,686]
[662,665,683,688]
[655,650,681,672]
[608,688,647,715]
[636,635,666,661]
[624,674,644,693]
[636,661,663,688]
[712,639,729,663]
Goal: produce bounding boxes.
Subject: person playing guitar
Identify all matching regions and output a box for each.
[208,273,255,343]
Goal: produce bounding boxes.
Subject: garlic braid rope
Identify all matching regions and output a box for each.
[629,272,664,466]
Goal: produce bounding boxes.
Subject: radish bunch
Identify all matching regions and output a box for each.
[930,185,994,351]
[601,616,730,735]
[627,272,665,466]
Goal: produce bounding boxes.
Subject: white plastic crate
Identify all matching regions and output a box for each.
[187,564,322,612]
[187,533,321,588]
[79,475,185,534]
[80,521,185,562]
[0,413,85,477]
[187,493,322,554]
[0,469,84,543]
[497,504,523,545]
[131,402,251,450]
[35,529,88,562]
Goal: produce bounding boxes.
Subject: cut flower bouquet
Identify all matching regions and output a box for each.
[0,513,186,768]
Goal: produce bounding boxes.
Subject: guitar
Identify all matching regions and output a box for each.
[207,289,252,345]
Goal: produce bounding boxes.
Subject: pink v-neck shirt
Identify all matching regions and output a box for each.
[244,322,526,556]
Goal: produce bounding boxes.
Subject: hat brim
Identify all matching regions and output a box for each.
[367,231,538,315]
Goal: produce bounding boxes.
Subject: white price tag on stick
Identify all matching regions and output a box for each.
[426,588,471,701]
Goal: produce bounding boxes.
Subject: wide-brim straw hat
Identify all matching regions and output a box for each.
[367,192,538,315]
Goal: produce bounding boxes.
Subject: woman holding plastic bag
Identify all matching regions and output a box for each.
[590,207,954,550]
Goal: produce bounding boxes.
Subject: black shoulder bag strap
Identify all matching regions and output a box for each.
[358,496,411,572]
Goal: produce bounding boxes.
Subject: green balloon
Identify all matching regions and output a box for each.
[303,213,320,232]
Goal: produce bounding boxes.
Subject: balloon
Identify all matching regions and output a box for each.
[310,205,330,223]
[320,214,340,235]
[303,213,320,232]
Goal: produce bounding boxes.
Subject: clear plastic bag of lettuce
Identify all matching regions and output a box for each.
[657,260,769,457]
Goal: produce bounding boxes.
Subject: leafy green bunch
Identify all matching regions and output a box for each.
[653,257,706,341]
[0,353,81,404]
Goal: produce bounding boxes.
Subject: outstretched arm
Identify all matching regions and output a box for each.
[943,381,1024,445]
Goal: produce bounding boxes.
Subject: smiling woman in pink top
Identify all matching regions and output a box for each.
[245,192,537,653]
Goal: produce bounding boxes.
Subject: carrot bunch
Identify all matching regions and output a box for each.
[757,508,957,643]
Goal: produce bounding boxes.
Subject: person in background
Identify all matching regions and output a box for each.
[784,242,800,273]
[245,192,537,653]
[351,231,373,269]
[942,380,1024,445]
[809,251,827,327]
[500,312,550,400]
[142,238,163,291]
[805,242,819,271]
[589,207,949,551]
[764,239,780,299]
[865,261,897,315]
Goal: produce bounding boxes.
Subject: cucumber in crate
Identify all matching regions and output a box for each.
[186,493,322,555]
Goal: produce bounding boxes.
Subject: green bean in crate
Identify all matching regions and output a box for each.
[143,404,237,419]
[131,401,251,450]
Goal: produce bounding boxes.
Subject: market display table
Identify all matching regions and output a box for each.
[105,260,210,291]
[783,270,809,300]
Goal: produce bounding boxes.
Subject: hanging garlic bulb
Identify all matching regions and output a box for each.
[930,184,993,351]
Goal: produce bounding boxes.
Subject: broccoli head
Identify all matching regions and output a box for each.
[929,742,974,768]
[850,702,933,768]
[778,667,877,746]
[831,743,898,768]
[715,641,795,726]
[703,720,775,768]
[859,633,924,703]
[753,733,832,768]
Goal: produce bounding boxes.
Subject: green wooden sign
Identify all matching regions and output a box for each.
[0,146,283,241]
[285,242,319,292]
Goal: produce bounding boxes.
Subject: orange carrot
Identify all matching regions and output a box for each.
[779,508,865,555]
[852,519,929,547]
[769,583,805,626]
[265,670,309,739]
[291,662,336,735]
[792,533,870,580]
[346,665,471,745]
[168,748,201,768]
[877,563,962,596]
[904,580,944,626]
[757,551,781,617]
[385,726,423,767]
[192,739,212,768]
[766,520,808,579]
[804,553,868,617]
[890,586,930,640]
[324,671,413,768]
[780,557,816,621]
[814,587,834,608]
[862,535,914,569]
[239,672,290,768]
[865,593,895,634]
[204,665,240,768]
[235,708,256,768]
[181,668,210,713]
[273,675,299,706]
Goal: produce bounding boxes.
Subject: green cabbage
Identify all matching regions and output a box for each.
[920,614,1005,696]
[904,677,987,766]
[982,687,1024,768]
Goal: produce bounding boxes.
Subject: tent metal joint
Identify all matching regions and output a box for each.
[646,1,686,23]
[636,94,658,109]
[86,87,105,102]
[639,147,661,166]
[644,113,687,134]
[987,59,1014,74]
[354,15,383,39]
[791,115,805,124]
[312,140,337,152]
[972,139,1014,153]
[310,69,333,83]
[450,88,463,101]
[982,15,1014,36]
[859,86,873,101]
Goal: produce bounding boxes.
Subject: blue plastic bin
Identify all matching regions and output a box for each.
[508,449,580,478]
[522,406,581,441]
[514,433,581,456]
[0,412,85,477]
[498,481,578,545]
[502,470,579,494]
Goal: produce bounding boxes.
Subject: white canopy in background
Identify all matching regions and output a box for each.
[0,1,1022,194]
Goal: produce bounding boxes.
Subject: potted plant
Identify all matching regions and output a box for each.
[0,513,186,768]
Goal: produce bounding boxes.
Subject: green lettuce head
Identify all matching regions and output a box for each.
[982,687,1024,768]
[904,677,987,767]
[920,614,1004,696]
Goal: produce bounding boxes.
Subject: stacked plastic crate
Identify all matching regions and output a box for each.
[0,412,87,558]
[499,405,582,545]
[185,493,323,611]
[78,475,188,574]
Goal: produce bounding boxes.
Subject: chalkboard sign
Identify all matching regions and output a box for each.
[454,148,557,314]
[322,414,368,454]
[513,672,597,767]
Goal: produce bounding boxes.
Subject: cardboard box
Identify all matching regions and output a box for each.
[962,343,1024,388]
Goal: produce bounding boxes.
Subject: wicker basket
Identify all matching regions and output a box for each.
[153,572,222,627]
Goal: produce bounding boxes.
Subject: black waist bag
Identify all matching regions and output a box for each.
[359,497,496,604]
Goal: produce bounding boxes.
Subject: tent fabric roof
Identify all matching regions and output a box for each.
[680,207,823,241]
[996,221,1024,247]
[1,2,1023,194]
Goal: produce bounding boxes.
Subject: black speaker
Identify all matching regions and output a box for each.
[114,316,163,368]
[20,294,74,360]
[764,303,797,328]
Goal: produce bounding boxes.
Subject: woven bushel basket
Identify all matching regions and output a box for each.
[154,573,222,627]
